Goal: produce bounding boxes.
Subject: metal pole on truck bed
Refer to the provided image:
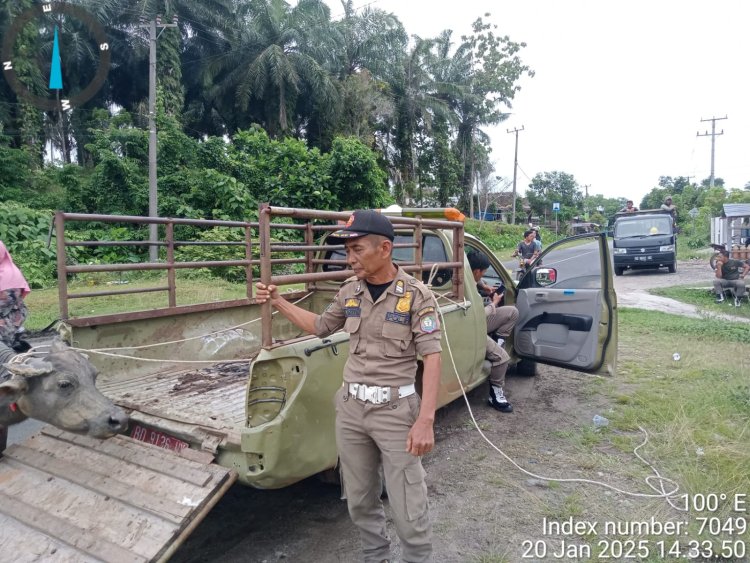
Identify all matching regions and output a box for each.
[55,212,69,319]
[259,203,273,348]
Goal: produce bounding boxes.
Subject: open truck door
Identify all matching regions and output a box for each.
[0,427,236,562]
[512,232,618,376]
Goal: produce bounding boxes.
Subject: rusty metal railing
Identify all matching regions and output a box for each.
[54,206,466,343]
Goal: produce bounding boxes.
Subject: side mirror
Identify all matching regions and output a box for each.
[535,268,557,286]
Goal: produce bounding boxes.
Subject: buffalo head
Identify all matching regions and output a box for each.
[1,339,128,438]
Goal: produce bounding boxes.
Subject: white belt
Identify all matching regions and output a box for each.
[347,383,416,404]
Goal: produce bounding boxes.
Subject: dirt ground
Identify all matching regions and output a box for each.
[171,261,722,563]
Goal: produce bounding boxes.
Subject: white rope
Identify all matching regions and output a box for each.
[88,292,313,352]
[426,263,440,288]
[25,292,314,366]
[433,296,686,509]
[69,348,255,364]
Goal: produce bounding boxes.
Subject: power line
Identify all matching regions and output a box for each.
[516,163,533,183]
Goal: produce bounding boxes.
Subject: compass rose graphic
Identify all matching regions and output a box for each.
[2,2,112,112]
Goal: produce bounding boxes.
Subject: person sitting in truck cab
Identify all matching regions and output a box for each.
[467,251,519,414]
[713,250,750,306]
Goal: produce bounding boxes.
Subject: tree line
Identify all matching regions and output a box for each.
[0,0,533,213]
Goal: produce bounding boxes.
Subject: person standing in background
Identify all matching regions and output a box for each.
[0,241,30,348]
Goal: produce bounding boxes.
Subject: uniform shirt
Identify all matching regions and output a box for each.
[720,259,748,281]
[315,266,442,388]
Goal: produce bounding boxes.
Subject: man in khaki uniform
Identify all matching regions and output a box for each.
[255,210,442,563]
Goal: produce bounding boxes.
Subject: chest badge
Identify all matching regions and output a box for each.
[396,291,412,313]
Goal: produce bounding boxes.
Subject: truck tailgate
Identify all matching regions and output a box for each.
[0,427,237,562]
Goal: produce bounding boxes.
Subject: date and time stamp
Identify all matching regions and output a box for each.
[520,494,749,560]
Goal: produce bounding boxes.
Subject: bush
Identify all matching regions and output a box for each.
[465,219,528,251]
[327,137,391,210]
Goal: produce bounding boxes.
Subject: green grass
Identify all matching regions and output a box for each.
[24,274,308,332]
[23,274,251,331]
[600,309,750,541]
[677,244,708,261]
[650,285,750,320]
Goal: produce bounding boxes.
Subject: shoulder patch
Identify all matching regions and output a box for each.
[419,314,439,334]
[417,306,435,317]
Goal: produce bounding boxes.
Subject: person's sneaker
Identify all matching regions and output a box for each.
[715,294,725,303]
[488,384,513,413]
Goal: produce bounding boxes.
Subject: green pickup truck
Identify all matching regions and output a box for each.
[48,205,618,490]
[1,206,617,561]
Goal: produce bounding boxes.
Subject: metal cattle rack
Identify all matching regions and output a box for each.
[54,205,466,347]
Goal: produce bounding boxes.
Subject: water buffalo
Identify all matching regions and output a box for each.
[0,339,128,440]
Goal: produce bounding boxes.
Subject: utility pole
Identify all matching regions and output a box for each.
[582,184,590,219]
[143,15,178,261]
[507,125,524,225]
[697,115,727,189]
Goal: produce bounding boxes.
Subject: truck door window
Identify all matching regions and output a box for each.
[322,234,450,287]
[524,236,602,290]
[464,246,503,288]
[421,234,451,287]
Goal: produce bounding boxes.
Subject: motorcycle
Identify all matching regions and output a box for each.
[511,252,536,281]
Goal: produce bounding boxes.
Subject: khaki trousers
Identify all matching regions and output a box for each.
[714,279,747,298]
[486,304,518,338]
[335,388,433,563]
[485,305,518,386]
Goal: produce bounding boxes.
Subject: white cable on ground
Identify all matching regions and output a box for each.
[433,296,686,511]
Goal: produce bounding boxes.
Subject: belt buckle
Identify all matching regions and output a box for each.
[377,387,390,404]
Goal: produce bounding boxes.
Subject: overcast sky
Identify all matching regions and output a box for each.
[323,0,750,204]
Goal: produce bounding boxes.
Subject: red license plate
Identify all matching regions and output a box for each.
[130,424,189,453]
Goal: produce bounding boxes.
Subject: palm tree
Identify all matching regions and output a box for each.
[214,0,338,137]
[333,0,406,80]
[385,36,458,204]
[452,16,533,210]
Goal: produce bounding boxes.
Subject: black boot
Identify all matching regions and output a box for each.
[488,383,513,413]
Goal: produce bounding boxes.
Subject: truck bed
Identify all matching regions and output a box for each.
[99,361,250,432]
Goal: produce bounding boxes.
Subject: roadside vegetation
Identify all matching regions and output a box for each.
[488,308,750,562]
[606,309,749,540]
[651,285,750,320]
[454,307,750,563]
